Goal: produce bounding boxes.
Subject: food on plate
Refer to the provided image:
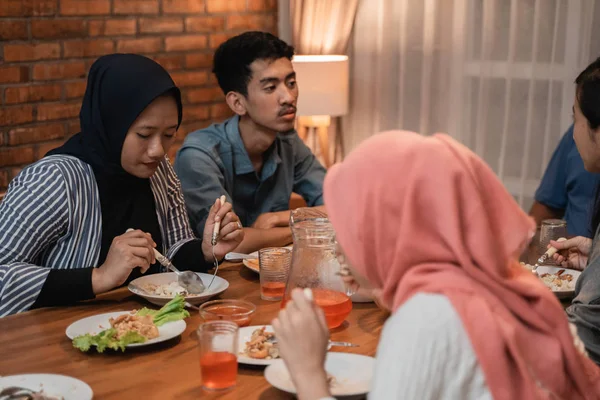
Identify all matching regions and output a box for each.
[520,263,577,292]
[0,386,62,400]
[143,281,190,297]
[72,295,189,353]
[109,313,158,340]
[539,269,576,291]
[241,327,279,360]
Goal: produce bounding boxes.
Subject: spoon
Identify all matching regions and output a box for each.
[265,335,359,350]
[532,237,567,276]
[126,229,206,294]
[225,252,258,261]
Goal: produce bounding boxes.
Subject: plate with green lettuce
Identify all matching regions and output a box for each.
[66,295,189,353]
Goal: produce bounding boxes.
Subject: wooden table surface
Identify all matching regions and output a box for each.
[0,262,388,399]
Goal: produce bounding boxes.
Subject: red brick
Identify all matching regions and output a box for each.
[207,73,218,86]
[206,0,245,12]
[9,167,22,180]
[183,105,210,121]
[171,71,208,87]
[210,103,232,119]
[248,0,276,11]
[209,33,232,49]
[67,120,80,135]
[116,38,162,53]
[185,87,223,103]
[36,140,66,159]
[63,39,114,58]
[33,62,86,81]
[37,103,80,121]
[0,21,28,40]
[0,106,34,126]
[4,43,60,62]
[0,66,29,84]
[139,17,183,33]
[226,14,275,31]
[0,0,57,17]
[185,16,224,32]
[185,53,212,68]
[153,54,185,71]
[165,35,207,52]
[163,0,205,14]
[114,0,159,15]
[178,121,209,135]
[5,85,62,104]
[8,123,65,145]
[31,19,86,39]
[0,147,35,167]
[0,169,8,190]
[89,19,136,36]
[60,0,110,15]
[64,81,87,98]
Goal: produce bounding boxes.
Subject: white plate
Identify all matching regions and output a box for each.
[239,246,293,274]
[535,266,581,299]
[242,257,260,273]
[66,311,186,348]
[128,272,229,306]
[0,374,93,400]
[237,325,278,366]
[265,352,374,397]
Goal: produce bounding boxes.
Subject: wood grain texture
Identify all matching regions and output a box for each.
[0,262,388,399]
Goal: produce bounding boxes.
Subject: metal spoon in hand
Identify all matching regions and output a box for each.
[126,229,206,294]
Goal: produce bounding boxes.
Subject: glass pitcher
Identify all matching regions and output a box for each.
[281,208,352,329]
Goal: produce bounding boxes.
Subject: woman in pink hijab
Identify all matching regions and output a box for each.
[272,131,600,400]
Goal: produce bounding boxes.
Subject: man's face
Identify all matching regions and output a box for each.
[573,93,600,173]
[241,57,299,133]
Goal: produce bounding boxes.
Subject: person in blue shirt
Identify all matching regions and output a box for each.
[174,32,326,253]
[530,124,600,237]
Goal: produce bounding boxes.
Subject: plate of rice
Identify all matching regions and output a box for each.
[531,265,581,299]
[128,272,229,306]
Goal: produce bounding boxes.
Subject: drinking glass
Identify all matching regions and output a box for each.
[539,219,567,264]
[197,321,238,391]
[259,247,291,301]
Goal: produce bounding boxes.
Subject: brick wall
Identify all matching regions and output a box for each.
[0,0,278,192]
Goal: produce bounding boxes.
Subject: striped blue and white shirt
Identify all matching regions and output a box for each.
[0,155,198,317]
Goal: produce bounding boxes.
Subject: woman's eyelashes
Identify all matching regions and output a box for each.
[136,132,176,139]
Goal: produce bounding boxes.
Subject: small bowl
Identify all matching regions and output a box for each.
[199,299,256,327]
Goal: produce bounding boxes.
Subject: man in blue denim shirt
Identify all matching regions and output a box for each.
[175,32,326,253]
[529,125,600,237]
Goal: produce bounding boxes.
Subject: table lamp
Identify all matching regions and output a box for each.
[292,55,349,167]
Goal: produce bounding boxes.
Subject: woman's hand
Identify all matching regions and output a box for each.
[272,289,331,400]
[550,236,592,271]
[201,198,244,261]
[339,269,389,311]
[92,229,156,294]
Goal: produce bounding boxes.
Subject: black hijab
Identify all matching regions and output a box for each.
[48,54,183,268]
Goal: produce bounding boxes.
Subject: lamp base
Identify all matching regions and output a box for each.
[297,116,332,167]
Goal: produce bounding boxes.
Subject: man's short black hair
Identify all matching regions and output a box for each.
[212,31,295,97]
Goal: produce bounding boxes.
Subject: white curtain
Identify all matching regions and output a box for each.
[344,0,600,211]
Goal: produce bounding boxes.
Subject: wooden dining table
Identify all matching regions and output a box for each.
[0,262,388,399]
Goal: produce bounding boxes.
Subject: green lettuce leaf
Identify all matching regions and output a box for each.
[138,294,190,327]
[72,328,146,353]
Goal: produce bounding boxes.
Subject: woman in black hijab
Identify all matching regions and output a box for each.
[0,54,243,316]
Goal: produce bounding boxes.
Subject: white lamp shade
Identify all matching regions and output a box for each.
[292,55,349,117]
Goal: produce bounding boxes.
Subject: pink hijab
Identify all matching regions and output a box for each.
[324,131,600,399]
